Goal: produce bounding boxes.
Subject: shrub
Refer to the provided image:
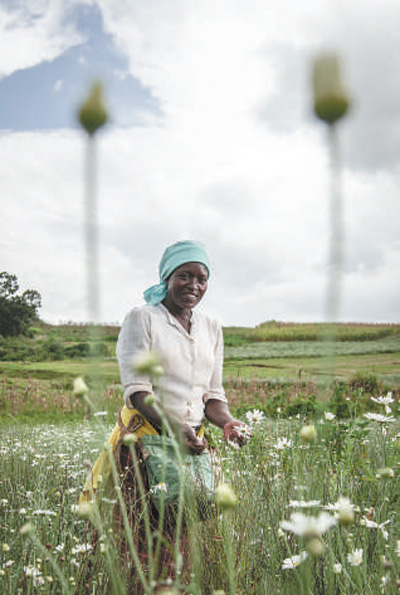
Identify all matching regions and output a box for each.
[64,342,91,359]
[348,372,380,394]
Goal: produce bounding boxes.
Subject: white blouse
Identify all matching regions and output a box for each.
[116,303,227,427]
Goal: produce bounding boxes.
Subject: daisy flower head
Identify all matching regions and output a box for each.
[380,574,390,592]
[227,439,240,450]
[280,511,337,539]
[282,551,308,570]
[371,393,395,414]
[226,423,251,449]
[151,482,168,494]
[71,543,93,555]
[333,562,342,574]
[245,409,265,426]
[347,548,363,566]
[24,566,45,587]
[288,499,321,509]
[275,437,293,450]
[360,516,390,540]
[363,413,395,423]
[324,411,336,421]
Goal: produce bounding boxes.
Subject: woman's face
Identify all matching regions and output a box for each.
[166,262,208,310]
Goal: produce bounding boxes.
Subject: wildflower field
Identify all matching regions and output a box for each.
[1,322,400,593]
[1,383,400,593]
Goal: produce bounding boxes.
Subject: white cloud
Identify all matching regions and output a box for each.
[0,0,399,325]
[0,1,88,78]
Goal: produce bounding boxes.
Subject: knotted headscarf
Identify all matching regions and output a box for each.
[143,240,211,305]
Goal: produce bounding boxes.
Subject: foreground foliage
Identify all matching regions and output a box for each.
[1,400,400,593]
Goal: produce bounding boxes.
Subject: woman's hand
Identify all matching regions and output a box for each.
[182,424,207,454]
[223,420,251,448]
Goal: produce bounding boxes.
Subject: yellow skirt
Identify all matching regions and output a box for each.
[80,405,204,504]
[80,405,158,503]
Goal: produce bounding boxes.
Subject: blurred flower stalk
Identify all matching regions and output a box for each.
[77,81,108,394]
[78,80,108,326]
[312,53,351,368]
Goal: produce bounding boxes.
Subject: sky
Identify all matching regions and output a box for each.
[0,0,399,327]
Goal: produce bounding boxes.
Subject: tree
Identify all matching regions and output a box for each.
[0,272,42,337]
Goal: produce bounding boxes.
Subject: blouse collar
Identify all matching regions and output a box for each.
[158,303,196,339]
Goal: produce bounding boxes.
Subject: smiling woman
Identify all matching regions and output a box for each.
[81,239,249,593]
[162,262,209,332]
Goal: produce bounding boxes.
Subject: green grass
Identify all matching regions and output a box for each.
[1,346,399,386]
[1,323,400,592]
[225,336,400,359]
[224,321,400,345]
[0,360,120,384]
[1,415,400,593]
[224,353,400,383]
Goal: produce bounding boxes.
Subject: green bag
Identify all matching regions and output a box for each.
[140,434,216,513]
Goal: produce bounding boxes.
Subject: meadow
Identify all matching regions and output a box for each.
[0,321,400,593]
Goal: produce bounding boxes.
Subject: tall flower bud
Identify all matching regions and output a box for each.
[73,376,89,398]
[216,483,238,510]
[312,53,351,124]
[78,81,108,135]
[300,424,317,444]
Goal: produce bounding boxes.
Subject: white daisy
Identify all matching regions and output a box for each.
[282,551,308,569]
[371,393,394,408]
[333,562,342,574]
[371,393,395,415]
[151,483,168,494]
[71,543,92,555]
[324,411,336,421]
[275,437,293,450]
[288,500,321,509]
[380,574,390,592]
[280,511,337,539]
[360,516,391,540]
[347,548,363,566]
[245,409,265,426]
[363,413,395,423]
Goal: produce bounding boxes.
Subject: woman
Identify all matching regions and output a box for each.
[82,240,249,592]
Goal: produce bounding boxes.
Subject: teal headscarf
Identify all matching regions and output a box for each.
[143,240,211,305]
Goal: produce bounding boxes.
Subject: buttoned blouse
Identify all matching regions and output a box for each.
[116,303,227,427]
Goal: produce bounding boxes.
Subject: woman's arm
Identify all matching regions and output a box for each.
[204,399,234,428]
[116,309,154,407]
[204,399,251,446]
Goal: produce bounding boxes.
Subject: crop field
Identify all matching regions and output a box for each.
[0,322,399,593]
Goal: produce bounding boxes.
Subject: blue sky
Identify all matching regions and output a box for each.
[0,0,399,326]
[0,3,158,131]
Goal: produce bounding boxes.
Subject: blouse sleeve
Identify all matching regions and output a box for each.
[203,322,227,404]
[116,308,153,408]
